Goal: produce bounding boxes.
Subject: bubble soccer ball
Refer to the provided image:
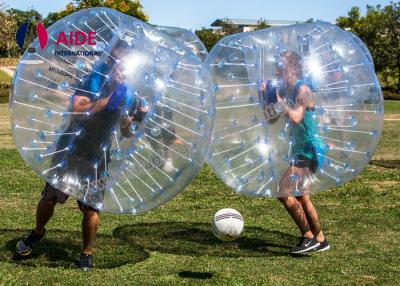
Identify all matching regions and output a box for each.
[212,208,244,241]
[10,8,215,214]
[206,21,383,198]
[156,26,208,62]
[347,31,374,68]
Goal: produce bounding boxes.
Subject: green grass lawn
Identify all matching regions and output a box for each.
[0,70,11,83]
[0,102,399,285]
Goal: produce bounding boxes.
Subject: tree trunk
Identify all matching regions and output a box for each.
[6,41,10,58]
[398,54,400,94]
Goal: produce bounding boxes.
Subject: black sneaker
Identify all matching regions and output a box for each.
[315,240,330,252]
[79,253,94,271]
[16,229,45,256]
[290,236,320,254]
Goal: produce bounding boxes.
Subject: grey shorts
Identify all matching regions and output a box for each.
[42,182,69,204]
[42,182,99,212]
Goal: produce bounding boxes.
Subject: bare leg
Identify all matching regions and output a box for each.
[80,204,99,255]
[278,196,313,238]
[296,195,325,242]
[278,167,313,238]
[34,198,57,236]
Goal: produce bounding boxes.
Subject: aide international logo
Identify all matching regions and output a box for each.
[16,21,97,53]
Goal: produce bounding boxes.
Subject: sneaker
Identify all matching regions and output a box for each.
[163,158,175,172]
[315,240,330,252]
[16,229,45,256]
[290,236,320,254]
[79,253,94,271]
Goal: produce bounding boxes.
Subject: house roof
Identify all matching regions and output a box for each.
[211,18,305,27]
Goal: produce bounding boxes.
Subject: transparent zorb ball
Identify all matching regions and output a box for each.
[10,8,215,214]
[206,21,383,198]
[156,26,208,62]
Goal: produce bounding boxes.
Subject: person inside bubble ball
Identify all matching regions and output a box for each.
[15,41,149,271]
[266,51,330,254]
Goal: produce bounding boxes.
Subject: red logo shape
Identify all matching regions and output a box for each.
[36,22,48,50]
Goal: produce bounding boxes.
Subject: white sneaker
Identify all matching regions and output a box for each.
[163,158,175,172]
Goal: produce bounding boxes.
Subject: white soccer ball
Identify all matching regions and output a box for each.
[212,208,244,241]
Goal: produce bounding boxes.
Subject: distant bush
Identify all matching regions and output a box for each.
[0,82,10,103]
[383,86,400,100]
[0,58,19,66]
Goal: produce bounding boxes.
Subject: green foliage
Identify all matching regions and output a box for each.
[337,2,400,93]
[0,70,11,103]
[254,19,270,31]
[7,8,43,53]
[0,3,18,57]
[44,3,78,27]
[195,28,224,51]
[0,83,10,103]
[44,0,148,27]
[0,58,19,66]
[7,8,42,27]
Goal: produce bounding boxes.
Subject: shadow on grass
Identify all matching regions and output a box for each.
[178,271,213,279]
[0,229,149,269]
[113,222,298,257]
[370,160,400,169]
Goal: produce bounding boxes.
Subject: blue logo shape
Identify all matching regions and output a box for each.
[16,21,29,49]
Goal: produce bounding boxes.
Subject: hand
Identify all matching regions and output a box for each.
[264,104,279,120]
[120,115,134,128]
[138,105,149,113]
[276,89,284,103]
[260,81,267,92]
[275,89,288,114]
[120,115,135,138]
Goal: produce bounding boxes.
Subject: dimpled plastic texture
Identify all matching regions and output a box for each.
[10,8,215,214]
[206,21,383,198]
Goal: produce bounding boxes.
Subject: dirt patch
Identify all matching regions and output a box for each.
[366,180,398,190]
[384,114,400,121]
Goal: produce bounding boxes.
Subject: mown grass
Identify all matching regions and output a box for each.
[0,70,11,83]
[0,102,399,285]
[0,70,11,104]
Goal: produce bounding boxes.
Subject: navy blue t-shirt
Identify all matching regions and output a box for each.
[53,62,136,168]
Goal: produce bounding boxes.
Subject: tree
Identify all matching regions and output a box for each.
[337,2,400,93]
[382,2,400,93]
[44,0,148,27]
[195,28,224,52]
[254,19,270,31]
[0,3,18,57]
[7,7,42,52]
[103,0,147,21]
[44,3,78,27]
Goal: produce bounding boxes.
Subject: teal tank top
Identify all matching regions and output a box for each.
[289,80,320,159]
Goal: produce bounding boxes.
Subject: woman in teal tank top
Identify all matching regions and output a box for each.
[269,51,330,253]
[288,79,320,172]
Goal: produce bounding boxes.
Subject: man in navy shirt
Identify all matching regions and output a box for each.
[16,41,148,271]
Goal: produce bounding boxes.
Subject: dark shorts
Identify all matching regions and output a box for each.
[42,182,99,212]
[291,154,318,173]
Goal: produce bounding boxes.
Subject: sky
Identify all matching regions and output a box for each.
[3,0,394,31]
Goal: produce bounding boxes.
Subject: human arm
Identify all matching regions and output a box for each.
[259,81,281,123]
[72,89,113,115]
[119,103,150,138]
[277,85,313,124]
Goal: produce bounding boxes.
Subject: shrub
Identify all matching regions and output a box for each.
[0,82,10,103]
